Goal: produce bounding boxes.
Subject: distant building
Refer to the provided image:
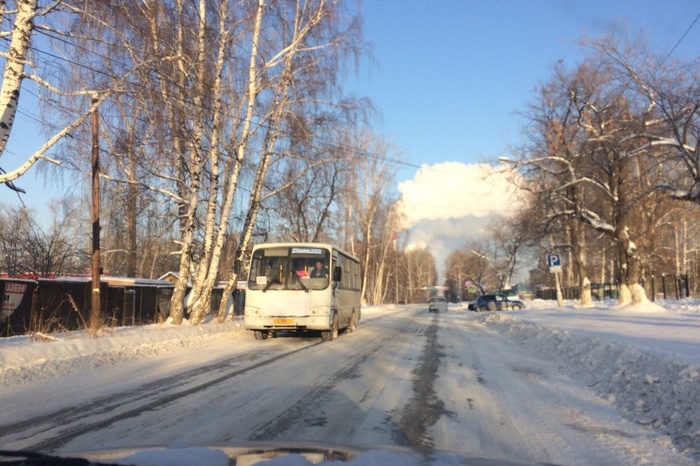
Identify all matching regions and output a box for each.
[158,272,191,286]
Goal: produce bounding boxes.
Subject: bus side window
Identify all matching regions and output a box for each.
[333,266,342,283]
[350,262,360,290]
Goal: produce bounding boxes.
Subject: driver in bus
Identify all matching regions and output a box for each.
[310,260,329,278]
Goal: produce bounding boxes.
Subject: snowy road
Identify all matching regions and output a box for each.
[0,305,694,465]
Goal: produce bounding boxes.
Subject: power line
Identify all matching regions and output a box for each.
[24,30,443,173]
[655,11,700,73]
[5,16,479,182]
[17,108,44,125]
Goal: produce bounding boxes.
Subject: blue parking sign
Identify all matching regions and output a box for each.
[547,254,561,267]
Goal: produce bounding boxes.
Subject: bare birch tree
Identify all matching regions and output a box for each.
[267,124,363,243]
[47,0,366,325]
[490,210,537,291]
[0,1,116,190]
[341,133,398,304]
[210,0,366,322]
[0,198,87,277]
[506,48,665,305]
[405,247,437,303]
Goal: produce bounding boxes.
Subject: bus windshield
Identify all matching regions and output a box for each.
[248,246,331,291]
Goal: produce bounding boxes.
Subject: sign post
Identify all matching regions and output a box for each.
[547,254,564,307]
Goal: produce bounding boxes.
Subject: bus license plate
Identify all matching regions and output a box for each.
[273,318,294,325]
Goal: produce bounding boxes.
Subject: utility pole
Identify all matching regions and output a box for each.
[394,233,399,303]
[90,98,101,334]
[458,269,463,302]
[394,255,399,304]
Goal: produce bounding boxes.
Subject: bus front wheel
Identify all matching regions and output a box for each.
[346,311,357,333]
[322,313,338,342]
[254,330,268,340]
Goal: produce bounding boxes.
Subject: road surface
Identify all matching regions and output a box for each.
[0,305,691,465]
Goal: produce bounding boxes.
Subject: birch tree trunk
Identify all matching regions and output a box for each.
[0,0,34,163]
[215,0,266,322]
[181,0,232,324]
[164,0,205,325]
[570,219,592,306]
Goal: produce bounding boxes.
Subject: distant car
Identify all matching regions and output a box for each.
[474,293,525,311]
[428,296,447,313]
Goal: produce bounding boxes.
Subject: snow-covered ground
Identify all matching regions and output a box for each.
[469,298,700,461]
[1,297,699,465]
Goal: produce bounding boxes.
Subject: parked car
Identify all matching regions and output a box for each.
[428,296,448,313]
[474,293,525,311]
[493,288,521,300]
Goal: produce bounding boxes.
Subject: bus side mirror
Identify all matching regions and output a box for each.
[333,266,342,282]
[234,260,241,274]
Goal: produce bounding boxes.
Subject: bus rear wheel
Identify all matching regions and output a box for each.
[322,313,338,342]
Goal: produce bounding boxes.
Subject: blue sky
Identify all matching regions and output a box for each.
[4,1,700,277]
[352,0,700,182]
[6,1,700,205]
[346,0,700,276]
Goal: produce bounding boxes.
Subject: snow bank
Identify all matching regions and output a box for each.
[0,318,249,390]
[474,311,700,456]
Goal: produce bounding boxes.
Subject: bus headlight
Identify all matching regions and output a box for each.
[245,306,260,316]
[310,307,330,315]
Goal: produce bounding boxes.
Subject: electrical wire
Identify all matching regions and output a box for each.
[24,28,448,174]
[2,10,489,186]
[656,11,700,72]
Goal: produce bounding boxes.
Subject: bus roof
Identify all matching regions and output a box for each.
[250,242,359,263]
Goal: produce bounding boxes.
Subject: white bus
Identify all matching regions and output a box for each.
[243,243,362,341]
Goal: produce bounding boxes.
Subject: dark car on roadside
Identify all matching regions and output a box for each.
[473,293,525,312]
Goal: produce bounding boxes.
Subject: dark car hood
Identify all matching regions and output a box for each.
[9,442,554,466]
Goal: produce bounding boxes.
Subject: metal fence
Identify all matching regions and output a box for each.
[1,276,248,337]
[644,273,690,301]
[534,274,691,302]
[0,277,175,337]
